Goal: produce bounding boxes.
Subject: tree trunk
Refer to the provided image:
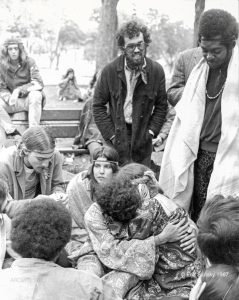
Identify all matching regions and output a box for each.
[193,0,205,47]
[96,0,119,72]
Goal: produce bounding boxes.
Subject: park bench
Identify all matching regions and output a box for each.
[10,104,89,155]
[10,84,90,155]
[10,104,90,185]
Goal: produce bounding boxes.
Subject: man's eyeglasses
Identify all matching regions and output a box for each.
[124,42,146,52]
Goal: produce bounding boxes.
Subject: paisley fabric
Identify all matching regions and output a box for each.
[85,205,156,280]
[85,194,202,299]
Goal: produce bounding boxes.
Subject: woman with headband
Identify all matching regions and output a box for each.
[68,151,196,292]
[66,145,120,274]
[85,163,201,299]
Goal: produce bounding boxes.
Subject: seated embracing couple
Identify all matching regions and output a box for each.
[68,158,203,300]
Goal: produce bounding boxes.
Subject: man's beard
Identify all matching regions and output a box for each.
[125,52,145,71]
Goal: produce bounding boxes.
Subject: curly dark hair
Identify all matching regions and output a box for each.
[11,198,72,261]
[116,20,152,47]
[95,179,141,223]
[198,9,238,46]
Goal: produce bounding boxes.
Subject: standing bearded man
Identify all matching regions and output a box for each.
[93,21,168,167]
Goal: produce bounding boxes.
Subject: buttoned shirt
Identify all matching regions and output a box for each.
[124,58,147,124]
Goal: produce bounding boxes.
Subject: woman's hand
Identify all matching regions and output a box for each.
[180,225,197,253]
[155,218,189,246]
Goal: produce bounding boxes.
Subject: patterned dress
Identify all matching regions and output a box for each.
[85,192,202,299]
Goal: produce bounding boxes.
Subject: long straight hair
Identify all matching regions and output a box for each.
[87,145,119,199]
[20,126,55,153]
[0,42,28,70]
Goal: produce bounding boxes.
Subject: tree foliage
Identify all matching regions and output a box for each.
[54,21,86,69]
[58,21,85,47]
[96,0,119,71]
[194,0,205,46]
[146,9,193,71]
[0,0,198,72]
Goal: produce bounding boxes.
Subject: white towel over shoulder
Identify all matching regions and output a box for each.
[159,45,239,211]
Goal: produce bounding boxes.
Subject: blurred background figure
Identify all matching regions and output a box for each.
[73,70,104,155]
[58,68,83,102]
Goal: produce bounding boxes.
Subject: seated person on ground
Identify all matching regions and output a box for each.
[0,35,44,141]
[0,126,67,217]
[190,195,239,300]
[190,264,239,300]
[73,70,103,155]
[197,195,239,266]
[66,145,119,274]
[73,97,104,155]
[58,68,82,102]
[85,163,202,299]
[82,71,99,101]
[0,198,119,300]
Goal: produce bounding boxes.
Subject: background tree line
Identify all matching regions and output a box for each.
[0,0,205,72]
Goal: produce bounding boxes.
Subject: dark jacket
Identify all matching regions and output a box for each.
[0,57,45,104]
[73,97,103,148]
[93,55,167,165]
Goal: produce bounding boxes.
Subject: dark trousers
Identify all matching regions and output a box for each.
[125,123,160,177]
[190,148,216,222]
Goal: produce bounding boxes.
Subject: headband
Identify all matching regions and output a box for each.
[4,38,23,46]
[92,159,118,166]
[23,146,54,158]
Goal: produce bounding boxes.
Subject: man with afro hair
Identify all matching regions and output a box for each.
[0,198,120,300]
[159,9,239,222]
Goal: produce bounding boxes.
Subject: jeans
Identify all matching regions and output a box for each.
[0,90,43,134]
